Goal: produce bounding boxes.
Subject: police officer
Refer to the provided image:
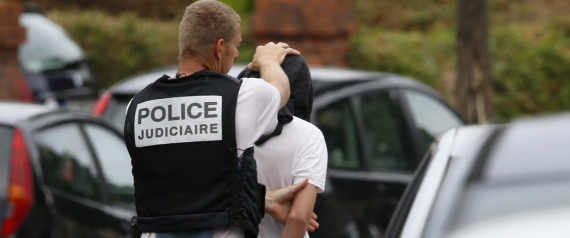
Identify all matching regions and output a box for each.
[124,1,308,238]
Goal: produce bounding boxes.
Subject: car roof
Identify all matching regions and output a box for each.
[440,112,570,183]
[0,101,57,126]
[109,64,428,96]
[0,101,120,137]
[482,112,570,182]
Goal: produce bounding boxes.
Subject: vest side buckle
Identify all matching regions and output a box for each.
[131,216,138,229]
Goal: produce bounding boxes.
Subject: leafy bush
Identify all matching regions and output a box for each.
[348,26,455,88]
[491,23,570,121]
[47,8,256,88]
[48,11,180,87]
[351,0,570,122]
[31,0,254,20]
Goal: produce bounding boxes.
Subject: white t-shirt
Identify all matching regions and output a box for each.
[255,117,328,238]
[138,77,281,238]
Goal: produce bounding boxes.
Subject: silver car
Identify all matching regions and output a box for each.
[386,112,570,238]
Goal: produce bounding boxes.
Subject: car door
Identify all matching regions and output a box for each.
[33,122,123,238]
[311,97,369,238]
[81,122,138,238]
[350,89,420,233]
[311,86,421,238]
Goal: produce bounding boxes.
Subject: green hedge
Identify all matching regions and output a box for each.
[491,22,570,121]
[349,26,455,89]
[48,9,255,88]
[349,24,570,122]
[350,0,570,122]
[32,0,254,20]
[48,11,179,87]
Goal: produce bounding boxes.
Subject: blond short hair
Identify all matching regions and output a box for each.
[179,0,241,61]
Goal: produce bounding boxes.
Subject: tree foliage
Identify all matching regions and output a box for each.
[351,0,570,122]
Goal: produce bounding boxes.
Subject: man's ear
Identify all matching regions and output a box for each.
[214,39,225,60]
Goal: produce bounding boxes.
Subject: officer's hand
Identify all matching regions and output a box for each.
[265,178,319,232]
[247,42,300,72]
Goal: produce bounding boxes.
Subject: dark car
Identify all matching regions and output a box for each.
[385,112,570,238]
[92,65,465,237]
[0,102,136,238]
[18,5,102,109]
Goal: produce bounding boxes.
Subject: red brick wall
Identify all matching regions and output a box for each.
[0,3,26,100]
[252,0,356,67]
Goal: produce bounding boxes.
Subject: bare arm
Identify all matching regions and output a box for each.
[265,178,319,232]
[280,184,318,238]
[259,62,290,108]
[248,42,300,108]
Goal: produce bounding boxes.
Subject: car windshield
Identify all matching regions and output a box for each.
[18,13,84,72]
[455,180,570,228]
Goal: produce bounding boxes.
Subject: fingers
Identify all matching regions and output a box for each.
[285,48,301,55]
[273,178,308,203]
[275,42,299,55]
[308,212,319,231]
[289,178,309,194]
[309,218,319,231]
[271,179,305,203]
[265,41,296,51]
[251,42,300,69]
[277,42,290,48]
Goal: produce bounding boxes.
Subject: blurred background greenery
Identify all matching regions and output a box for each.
[31,0,570,122]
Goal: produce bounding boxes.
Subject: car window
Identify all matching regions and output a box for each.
[357,91,416,172]
[83,124,134,207]
[317,99,361,170]
[35,123,101,201]
[404,90,463,148]
[103,96,132,130]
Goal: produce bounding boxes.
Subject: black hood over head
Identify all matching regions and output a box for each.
[237,55,313,145]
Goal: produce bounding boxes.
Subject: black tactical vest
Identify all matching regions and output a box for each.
[124,70,265,237]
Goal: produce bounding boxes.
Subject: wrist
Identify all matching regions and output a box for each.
[265,203,275,216]
[264,193,274,214]
[257,57,279,71]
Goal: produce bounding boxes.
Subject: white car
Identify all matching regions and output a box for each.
[385,112,570,238]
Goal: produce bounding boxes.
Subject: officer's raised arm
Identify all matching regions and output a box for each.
[247,42,300,108]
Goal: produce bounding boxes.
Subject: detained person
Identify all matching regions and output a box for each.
[239,56,328,238]
[123,0,317,238]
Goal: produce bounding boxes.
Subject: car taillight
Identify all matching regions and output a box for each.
[92,91,112,116]
[1,128,34,238]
